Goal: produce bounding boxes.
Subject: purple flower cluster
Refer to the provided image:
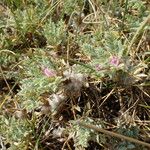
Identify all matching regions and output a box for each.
[94,56,120,72]
[43,68,56,77]
[109,56,120,67]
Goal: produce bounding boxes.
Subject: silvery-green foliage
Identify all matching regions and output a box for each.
[62,0,84,15]
[0,51,17,67]
[18,76,61,111]
[43,19,67,46]
[69,119,106,148]
[5,8,39,34]
[75,31,125,79]
[73,124,91,148]
[128,0,146,12]
[0,116,32,147]
[0,0,48,49]
[125,0,147,30]
[18,49,62,111]
[81,43,108,60]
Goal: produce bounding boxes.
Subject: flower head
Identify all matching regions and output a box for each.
[109,56,120,67]
[95,64,102,71]
[43,68,56,77]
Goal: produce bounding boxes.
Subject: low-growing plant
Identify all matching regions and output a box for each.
[0,0,150,149]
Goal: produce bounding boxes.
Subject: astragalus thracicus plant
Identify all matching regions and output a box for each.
[0,0,150,149]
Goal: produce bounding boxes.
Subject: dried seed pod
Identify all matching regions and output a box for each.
[48,92,66,116]
[14,109,27,119]
[41,104,51,115]
[52,127,65,138]
[63,70,87,98]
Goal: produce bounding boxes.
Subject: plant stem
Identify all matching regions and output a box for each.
[77,121,150,148]
[128,14,150,57]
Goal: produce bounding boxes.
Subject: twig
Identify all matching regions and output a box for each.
[99,88,115,108]
[0,49,16,55]
[38,0,61,26]
[0,66,13,94]
[127,14,150,57]
[88,0,97,19]
[77,121,150,148]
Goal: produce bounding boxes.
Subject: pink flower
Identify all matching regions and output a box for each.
[43,68,56,77]
[95,64,102,71]
[109,56,120,67]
